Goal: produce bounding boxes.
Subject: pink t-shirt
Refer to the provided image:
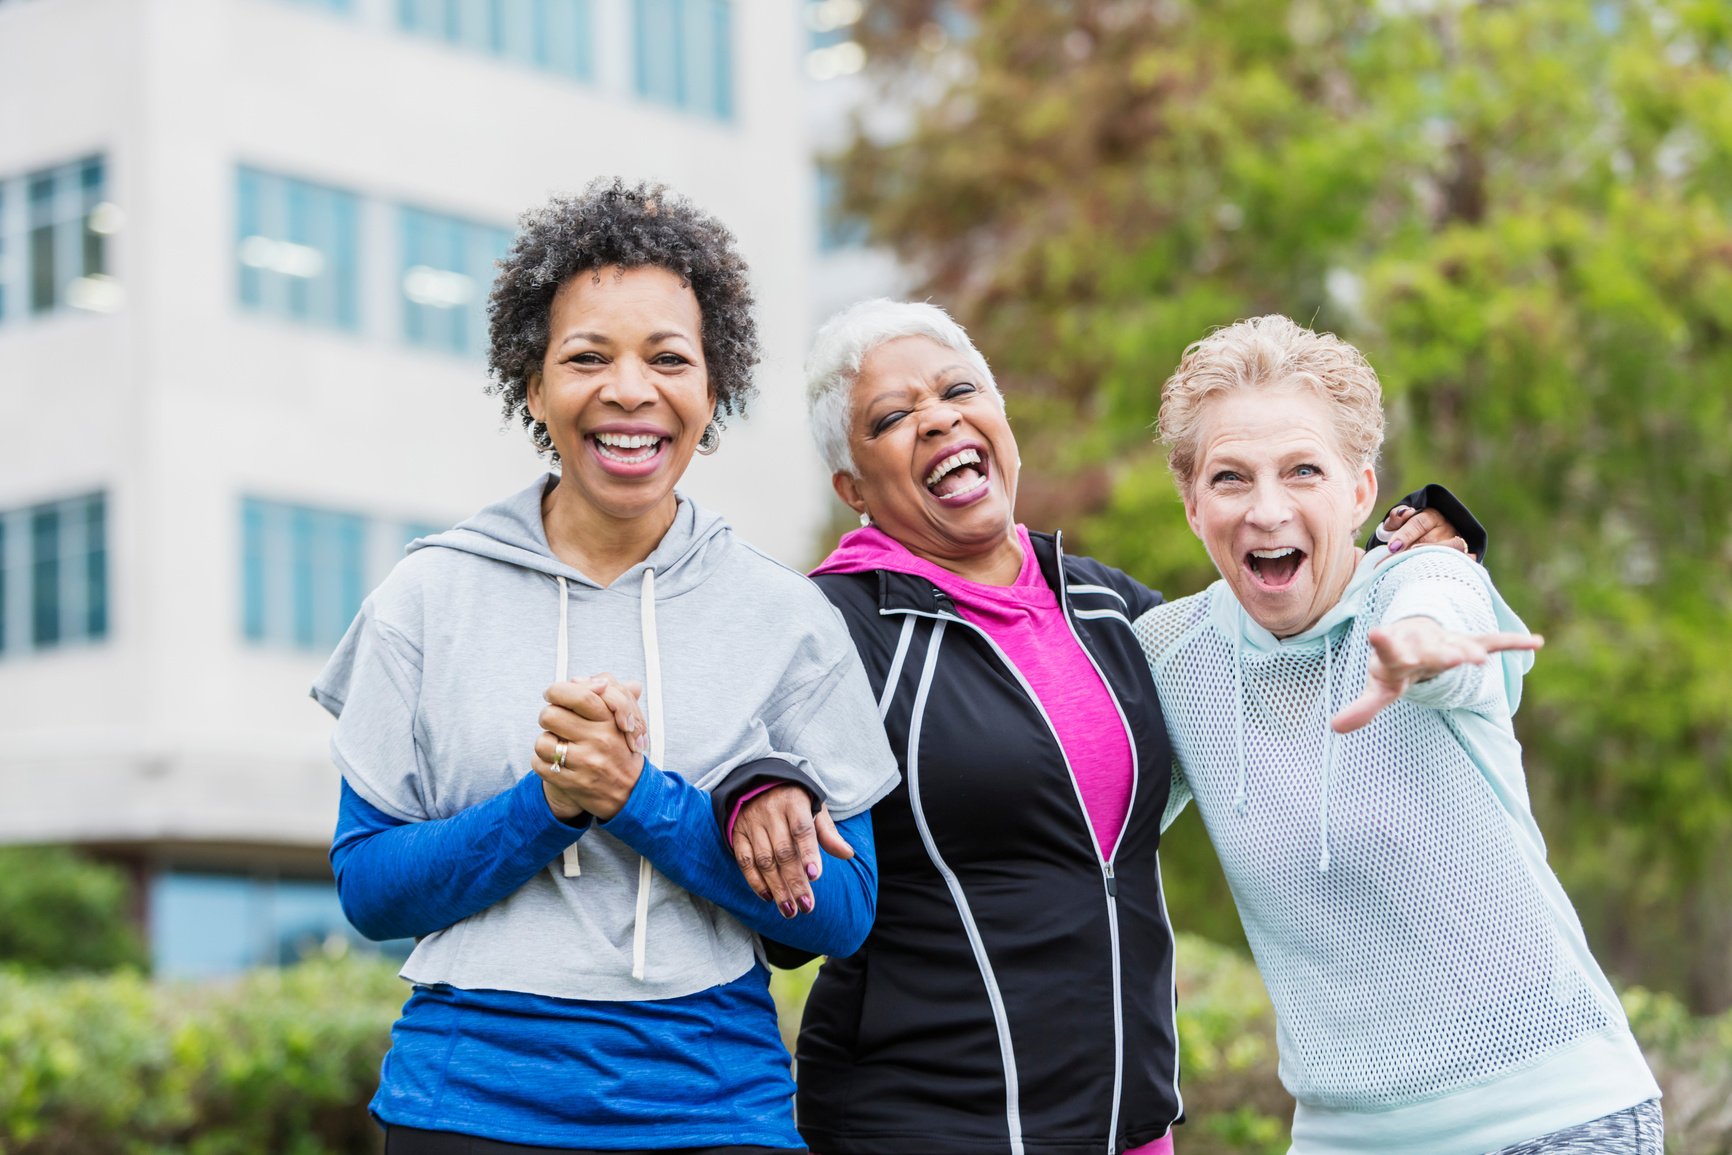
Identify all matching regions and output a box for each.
[816,525,1135,859]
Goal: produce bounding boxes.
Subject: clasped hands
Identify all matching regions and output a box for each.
[530,674,650,823]
[529,676,851,920]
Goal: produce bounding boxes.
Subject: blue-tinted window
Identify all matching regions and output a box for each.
[634,0,733,120]
[149,870,413,978]
[399,0,595,82]
[400,206,512,356]
[240,498,367,652]
[235,167,360,332]
[816,162,868,252]
[4,155,114,319]
[2,492,108,654]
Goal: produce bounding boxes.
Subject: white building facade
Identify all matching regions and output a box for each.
[0,0,846,974]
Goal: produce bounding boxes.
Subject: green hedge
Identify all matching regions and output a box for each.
[1,940,1726,1154]
[0,848,146,975]
[0,956,402,1155]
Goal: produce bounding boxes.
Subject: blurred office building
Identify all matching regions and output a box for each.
[0,0,894,976]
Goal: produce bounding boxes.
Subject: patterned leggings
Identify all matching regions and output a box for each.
[1488,1098,1664,1155]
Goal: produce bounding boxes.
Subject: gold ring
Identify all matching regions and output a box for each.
[553,740,568,771]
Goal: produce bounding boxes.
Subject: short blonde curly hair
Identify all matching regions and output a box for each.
[1158,315,1385,496]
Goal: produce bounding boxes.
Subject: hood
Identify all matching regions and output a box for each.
[408,472,731,595]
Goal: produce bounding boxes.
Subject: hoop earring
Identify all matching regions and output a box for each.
[695,422,721,456]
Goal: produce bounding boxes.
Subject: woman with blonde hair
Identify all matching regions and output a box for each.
[1133,315,1662,1154]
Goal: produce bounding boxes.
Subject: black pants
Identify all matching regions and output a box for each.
[384,1125,805,1155]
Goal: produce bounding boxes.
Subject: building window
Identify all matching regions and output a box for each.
[0,155,121,322]
[633,0,733,121]
[400,206,512,356]
[149,870,413,978]
[0,492,107,656]
[240,499,366,652]
[240,498,444,653]
[816,162,868,252]
[235,167,361,331]
[398,0,596,81]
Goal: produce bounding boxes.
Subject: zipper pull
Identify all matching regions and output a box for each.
[1104,862,1118,898]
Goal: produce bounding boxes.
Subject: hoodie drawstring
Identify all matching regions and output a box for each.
[557,578,580,879]
[1318,638,1338,874]
[553,569,662,982]
[1231,625,1339,873]
[1232,632,1248,814]
[631,567,662,982]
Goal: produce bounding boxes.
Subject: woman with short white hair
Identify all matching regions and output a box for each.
[1134,315,1662,1154]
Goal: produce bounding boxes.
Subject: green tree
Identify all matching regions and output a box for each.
[838,0,1732,1009]
[0,846,148,974]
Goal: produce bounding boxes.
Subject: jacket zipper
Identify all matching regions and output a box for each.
[1049,533,1138,1154]
[901,568,1136,1154]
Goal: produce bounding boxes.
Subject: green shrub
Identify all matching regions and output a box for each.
[3,942,1725,1154]
[0,848,146,974]
[0,955,404,1155]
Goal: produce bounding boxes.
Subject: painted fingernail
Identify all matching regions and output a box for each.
[1388,538,1405,553]
[805,863,820,880]
[798,894,814,913]
[780,901,797,919]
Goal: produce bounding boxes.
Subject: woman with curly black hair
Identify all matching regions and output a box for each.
[312,179,899,1155]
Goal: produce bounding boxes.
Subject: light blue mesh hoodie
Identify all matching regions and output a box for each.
[312,473,900,1003]
[1135,546,1658,1154]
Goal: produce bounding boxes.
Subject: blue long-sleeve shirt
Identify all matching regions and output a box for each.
[331,765,875,1148]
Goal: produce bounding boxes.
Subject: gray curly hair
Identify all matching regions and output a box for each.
[486,177,760,458]
[805,298,1001,476]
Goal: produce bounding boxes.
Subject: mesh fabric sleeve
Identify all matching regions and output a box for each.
[1371,548,1522,717]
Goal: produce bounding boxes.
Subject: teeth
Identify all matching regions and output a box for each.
[925,448,982,489]
[595,433,661,449]
[1250,548,1298,559]
[935,471,988,501]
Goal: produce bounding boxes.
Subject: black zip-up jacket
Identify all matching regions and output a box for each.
[794,531,1182,1155]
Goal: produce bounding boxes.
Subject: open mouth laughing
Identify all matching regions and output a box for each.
[589,429,670,474]
[1246,546,1306,590]
[924,443,990,502]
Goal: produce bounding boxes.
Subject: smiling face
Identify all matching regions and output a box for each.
[527,265,714,533]
[833,335,1022,580]
[1183,383,1378,638]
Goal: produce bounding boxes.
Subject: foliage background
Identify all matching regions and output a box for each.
[834,0,1732,1013]
[3,2,1728,1151]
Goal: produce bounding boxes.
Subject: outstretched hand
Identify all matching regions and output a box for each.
[1330,617,1544,734]
[731,784,854,919]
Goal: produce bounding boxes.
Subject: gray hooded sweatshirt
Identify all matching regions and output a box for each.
[312,474,900,1003]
